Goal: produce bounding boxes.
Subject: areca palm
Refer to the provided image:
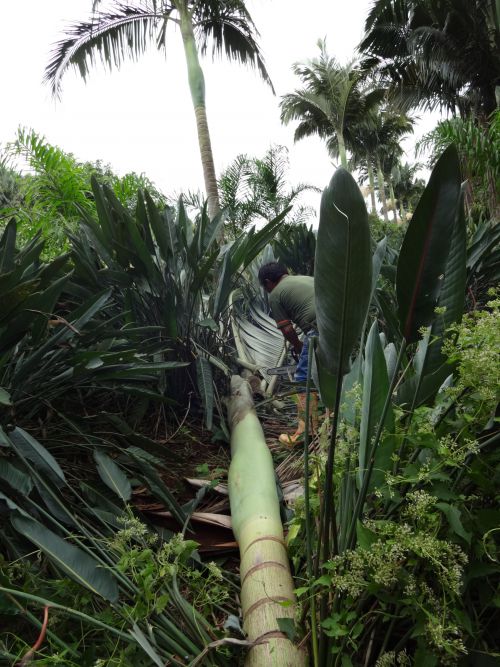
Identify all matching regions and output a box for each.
[374,108,414,221]
[392,160,425,220]
[44,0,272,220]
[349,105,414,221]
[359,0,500,120]
[280,40,384,168]
[218,144,319,235]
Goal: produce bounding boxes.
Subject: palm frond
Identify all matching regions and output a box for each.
[194,0,274,92]
[45,4,161,97]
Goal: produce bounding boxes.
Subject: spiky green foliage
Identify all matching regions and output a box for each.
[359,0,500,118]
[417,110,500,222]
[280,39,385,168]
[218,145,318,236]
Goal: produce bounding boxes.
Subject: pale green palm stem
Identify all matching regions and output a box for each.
[367,161,377,214]
[178,2,220,220]
[227,376,306,666]
[376,156,389,222]
[389,181,398,223]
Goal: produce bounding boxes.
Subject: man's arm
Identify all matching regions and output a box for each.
[277,320,303,356]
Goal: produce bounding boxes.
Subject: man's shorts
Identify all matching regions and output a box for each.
[294,330,318,383]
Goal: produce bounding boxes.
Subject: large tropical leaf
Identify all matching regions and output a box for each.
[396,144,462,342]
[94,450,132,502]
[11,514,119,602]
[8,427,66,488]
[358,321,395,492]
[195,356,214,430]
[315,168,372,388]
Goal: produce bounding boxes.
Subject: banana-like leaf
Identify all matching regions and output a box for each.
[94,450,132,502]
[196,356,214,430]
[396,145,462,342]
[0,220,17,274]
[358,321,395,492]
[398,188,466,406]
[0,459,33,495]
[424,188,466,374]
[0,387,11,405]
[315,168,372,391]
[11,514,119,603]
[8,427,66,487]
[128,453,187,527]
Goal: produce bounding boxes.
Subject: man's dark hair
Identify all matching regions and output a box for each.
[258,261,289,285]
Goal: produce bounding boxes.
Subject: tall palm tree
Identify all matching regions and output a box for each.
[280,40,384,168]
[348,105,414,221]
[373,107,414,222]
[359,0,500,120]
[45,0,273,220]
[392,161,425,220]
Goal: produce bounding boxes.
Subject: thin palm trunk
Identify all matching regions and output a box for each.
[389,181,398,223]
[367,161,377,214]
[400,199,407,222]
[178,2,220,220]
[376,157,389,222]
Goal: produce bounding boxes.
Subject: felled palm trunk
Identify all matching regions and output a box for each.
[227,376,306,667]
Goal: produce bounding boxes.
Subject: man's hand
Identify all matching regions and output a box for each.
[281,323,303,358]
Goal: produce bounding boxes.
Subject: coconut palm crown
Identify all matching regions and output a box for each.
[44,0,273,220]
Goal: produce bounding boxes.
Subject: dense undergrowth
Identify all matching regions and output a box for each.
[0,124,498,666]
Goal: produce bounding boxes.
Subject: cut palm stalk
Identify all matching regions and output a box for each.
[227,375,306,666]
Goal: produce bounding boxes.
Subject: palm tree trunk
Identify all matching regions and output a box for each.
[178,2,220,220]
[376,157,389,223]
[389,181,398,223]
[337,133,348,169]
[367,161,377,214]
[227,376,306,666]
[400,199,407,223]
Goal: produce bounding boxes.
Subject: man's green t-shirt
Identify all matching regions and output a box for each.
[268,275,316,334]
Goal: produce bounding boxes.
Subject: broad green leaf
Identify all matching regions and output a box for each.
[396,145,462,342]
[94,450,132,502]
[127,453,187,526]
[195,356,214,431]
[358,321,395,491]
[0,220,17,274]
[425,187,467,374]
[0,460,33,495]
[11,514,119,602]
[0,387,11,405]
[276,617,296,642]
[9,427,66,487]
[315,168,372,391]
[0,490,26,512]
[356,520,378,550]
[436,502,472,544]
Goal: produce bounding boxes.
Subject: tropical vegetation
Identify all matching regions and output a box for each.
[45,0,273,219]
[1,0,499,665]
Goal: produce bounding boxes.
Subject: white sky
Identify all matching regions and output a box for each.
[1,0,441,220]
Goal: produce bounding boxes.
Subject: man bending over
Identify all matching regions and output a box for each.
[258,262,318,445]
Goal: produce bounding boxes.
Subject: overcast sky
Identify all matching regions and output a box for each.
[2,0,441,219]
